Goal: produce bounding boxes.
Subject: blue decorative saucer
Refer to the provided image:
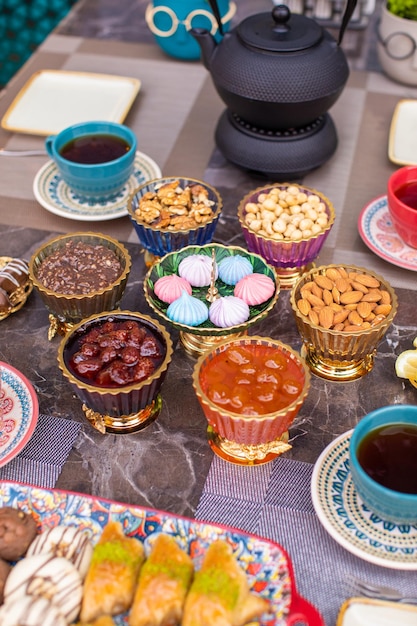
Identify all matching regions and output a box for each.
[311,430,417,570]
[33,151,161,222]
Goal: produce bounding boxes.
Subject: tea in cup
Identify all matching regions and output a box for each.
[45,121,137,199]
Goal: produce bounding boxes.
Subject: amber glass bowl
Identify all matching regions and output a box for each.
[290,264,398,381]
[192,336,310,465]
[128,176,223,266]
[57,310,174,434]
[29,232,131,338]
[238,183,335,288]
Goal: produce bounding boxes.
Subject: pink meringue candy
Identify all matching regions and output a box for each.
[234,273,275,306]
[154,274,192,304]
[209,296,250,328]
[178,254,218,287]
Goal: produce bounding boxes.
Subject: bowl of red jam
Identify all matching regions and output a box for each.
[349,404,417,525]
[29,232,131,339]
[192,336,310,465]
[58,311,174,434]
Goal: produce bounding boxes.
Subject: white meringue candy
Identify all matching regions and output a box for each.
[209,296,250,328]
[4,554,83,623]
[218,255,253,285]
[178,254,218,287]
[167,290,209,326]
[26,525,93,579]
[0,595,66,626]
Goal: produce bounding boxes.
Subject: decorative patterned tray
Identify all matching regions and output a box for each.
[0,481,323,625]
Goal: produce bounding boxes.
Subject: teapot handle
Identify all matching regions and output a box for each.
[338,0,358,45]
[207,0,224,35]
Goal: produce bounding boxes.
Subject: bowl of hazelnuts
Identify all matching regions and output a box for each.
[238,183,335,288]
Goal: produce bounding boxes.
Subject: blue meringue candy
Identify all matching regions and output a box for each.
[167,290,209,326]
[218,255,253,285]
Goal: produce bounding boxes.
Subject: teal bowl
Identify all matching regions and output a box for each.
[45,121,137,200]
[349,405,417,525]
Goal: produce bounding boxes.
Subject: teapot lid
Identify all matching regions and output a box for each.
[237,5,323,52]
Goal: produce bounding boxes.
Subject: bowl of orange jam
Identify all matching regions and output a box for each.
[192,335,310,465]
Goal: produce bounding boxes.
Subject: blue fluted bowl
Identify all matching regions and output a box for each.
[128,177,222,258]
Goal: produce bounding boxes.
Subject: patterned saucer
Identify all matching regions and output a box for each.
[0,362,39,467]
[358,195,417,272]
[311,430,417,570]
[33,151,162,222]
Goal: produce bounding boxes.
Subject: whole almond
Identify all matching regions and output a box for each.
[335,278,350,293]
[333,309,350,325]
[355,274,380,288]
[361,289,382,303]
[323,288,333,306]
[333,322,345,331]
[319,306,334,329]
[338,267,349,278]
[304,291,325,308]
[332,286,341,304]
[348,310,363,326]
[300,281,315,293]
[325,268,342,281]
[330,302,343,312]
[315,275,333,290]
[374,303,392,316]
[297,298,311,316]
[357,301,373,318]
[311,281,323,299]
[351,280,369,294]
[343,324,365,332]
[371,314,387,326]
[340,290,363,305]
[308,309,319,325]
[380,290,391,305]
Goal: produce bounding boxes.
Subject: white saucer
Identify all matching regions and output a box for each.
[311,430,417,570]
[33,151,162,222]
[358,195,417,272]
[0,362,39,467]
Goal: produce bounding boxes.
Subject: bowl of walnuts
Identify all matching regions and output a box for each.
[128,177,223,265]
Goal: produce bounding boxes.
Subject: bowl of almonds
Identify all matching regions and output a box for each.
[290,264,398,381]
[128,177,223,266]
[238,183,335,288]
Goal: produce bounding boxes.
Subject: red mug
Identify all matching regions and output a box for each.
[387,165,417,249]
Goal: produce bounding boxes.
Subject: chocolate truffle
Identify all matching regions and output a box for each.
[0,507,38,561]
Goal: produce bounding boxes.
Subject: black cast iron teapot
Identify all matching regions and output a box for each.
[192,3,354,131]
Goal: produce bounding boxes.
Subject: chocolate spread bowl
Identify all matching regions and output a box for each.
[57,310,174,434]
[29,232,131,339]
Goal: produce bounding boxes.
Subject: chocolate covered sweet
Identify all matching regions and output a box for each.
[0,507,37,561]
[0,258,29,294]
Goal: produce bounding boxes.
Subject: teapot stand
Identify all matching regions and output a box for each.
[215,110,338,180]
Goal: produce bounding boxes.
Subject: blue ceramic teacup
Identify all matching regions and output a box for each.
[45,121,137,200]
[349,405,417,525]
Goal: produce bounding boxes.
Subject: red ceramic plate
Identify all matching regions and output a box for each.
[0,480,323,625]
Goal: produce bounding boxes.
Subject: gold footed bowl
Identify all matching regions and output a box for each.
[192,336,311,466]
[57,311,173,434]
[290,264,398,381]
[144,243,280,357]
[29,232,131,339]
